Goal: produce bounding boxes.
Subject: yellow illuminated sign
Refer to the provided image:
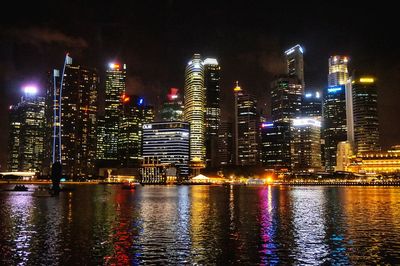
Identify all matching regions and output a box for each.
[359,77,375,83]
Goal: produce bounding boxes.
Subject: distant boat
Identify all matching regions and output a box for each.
[3,184,29,192]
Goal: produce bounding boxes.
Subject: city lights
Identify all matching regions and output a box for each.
[292,118,321,127]
[359,77,375,83]
[23,85,38,95]
[327,86,343,93]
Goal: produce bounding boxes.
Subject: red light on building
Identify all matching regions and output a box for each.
[167,88,179,101]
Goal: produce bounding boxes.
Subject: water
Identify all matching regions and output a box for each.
[1,184,400,265]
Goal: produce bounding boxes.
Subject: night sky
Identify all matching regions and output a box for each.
[0,3,398,170]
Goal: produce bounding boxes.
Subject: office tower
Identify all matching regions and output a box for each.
[328,56,349,86]
[291,118,322,172]
[350,76,380,153]
[184,54,205,166]
[203,58,221,168]
[285,44,305,90]
[160,88,184,121]
[142,121,190,179]
[7,86,45,172]
[118,95,143,168]
[261,122,291,171]
[301,91,322,118]
[96,116,106,160]
[234,82,259,166]
[271,75,303,123]
[56,59,99,178]
[217,121,234,166]
[104,62,126,161]
[323,85,347,171]
[336,141,353,171]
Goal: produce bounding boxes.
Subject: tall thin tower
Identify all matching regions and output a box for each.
[103,62,127,161]
[184,54,205,166]
[203,58,221,168]
[285,44,305,91]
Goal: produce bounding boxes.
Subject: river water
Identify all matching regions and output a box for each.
[1,184,400,265]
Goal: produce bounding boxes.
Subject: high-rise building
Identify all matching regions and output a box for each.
[349,76,380,153]
[328,56,349,86]
[261,122,291,171]
[103,62,126,162]
[291,118,322,172]
[118,95,143,168]
[7,86,45,172]
[142,121,190,179]
[96,116,106,161]
[301,91,322,118]
[217,121,234,166]
[323,85,347,171]
[57,60,99,178]
[159,88,184,121]
[184,54,205,166]
[203,58,221,168]
[234,82,259,166]
[271,75,303,123]
[285,44,305,90]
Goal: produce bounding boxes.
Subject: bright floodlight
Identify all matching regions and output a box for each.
[23,85,38,95]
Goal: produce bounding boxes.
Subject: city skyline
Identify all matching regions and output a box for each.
[1,5,399,169]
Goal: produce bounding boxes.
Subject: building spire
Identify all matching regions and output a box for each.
[233,81,242,92]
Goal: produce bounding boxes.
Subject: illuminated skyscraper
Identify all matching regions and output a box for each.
[118,95,144,168]
[142,121,190,179]
[234,82,259,166]
[160,88,184,121]
[328,56,349,86]
[96,116,106,160]
[103,62,126,161]
[271,75,303,123]
[323,85,347,171]
[184,54,205,166]
[203,58,221,168]
[7,87,45,172]
[285,44,305,91]
[261,122,291,171]
[349,76,380,153]
[58,60,99,178]
[291,118,322,172]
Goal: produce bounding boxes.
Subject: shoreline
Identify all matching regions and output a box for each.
[1,180,400,187]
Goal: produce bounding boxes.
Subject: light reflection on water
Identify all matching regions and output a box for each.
[1,185,400,265]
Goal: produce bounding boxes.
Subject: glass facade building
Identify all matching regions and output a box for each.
[103,63,126,161]
[351,76,380,153]
[184,54,205,165]
[203,58,221,168]
[8,93,45,172]
[261,122,291,171]
[285,44,305,90]
[234,83,259,166]
[323,85,347,171]
[291,118,322,172]
[58,62,99,178]
[142,122,190,178]
[328,56,349,87]
[271,75,303,123]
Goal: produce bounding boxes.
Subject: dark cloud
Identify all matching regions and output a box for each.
[5,27,88,48]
